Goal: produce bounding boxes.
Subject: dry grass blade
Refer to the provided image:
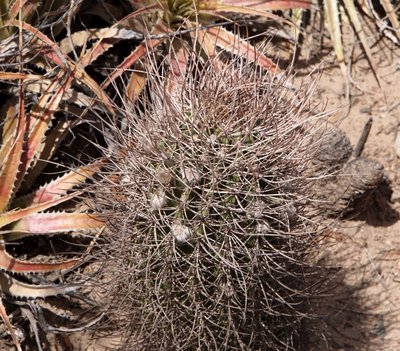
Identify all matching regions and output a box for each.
[322,0,385,87]
[342,0,382,87]
[379,0,400,41]
[324,0,346,78]
[0,72,42,80]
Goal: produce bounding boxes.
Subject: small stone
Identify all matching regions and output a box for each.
[359,106,371,114]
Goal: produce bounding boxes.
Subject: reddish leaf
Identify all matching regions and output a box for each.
[15,161,103,208]
[0,243,78,273]
[206,27,279,73]
[0,192,81,228]
[166,43,189,95]
[11,72,73,196]
[101,38,163,89]
[9,0,41,21]
[6,212,105,240]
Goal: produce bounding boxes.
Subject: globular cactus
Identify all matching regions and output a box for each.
[97,62,329,351]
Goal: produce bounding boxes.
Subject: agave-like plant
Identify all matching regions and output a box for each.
[0,70,105,349]
[65,0,311,100]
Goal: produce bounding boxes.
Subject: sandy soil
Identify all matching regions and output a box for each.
[295,37,400,350]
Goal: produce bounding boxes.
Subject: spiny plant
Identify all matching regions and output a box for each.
[0,76,105,350]
[68,0,312,101]
[95,58,330,350]
[0,36,106,351]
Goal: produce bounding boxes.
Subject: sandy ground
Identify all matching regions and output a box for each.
[296,36,400,350]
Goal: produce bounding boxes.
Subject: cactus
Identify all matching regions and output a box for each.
[96,60,329,351]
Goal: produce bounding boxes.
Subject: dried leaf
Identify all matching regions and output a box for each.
[0,87,26,212]
[379,0,400,41]
[0,297,22,351]
[206,26,279,73]
[0,271,79,299]
[0,241,79,273]
[342,0,382,86]
[6,212,105,240]
[59,27,142,54]
[0,192,81,228]
[324,0,346,78]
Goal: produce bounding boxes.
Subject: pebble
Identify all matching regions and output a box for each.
[360,106,371,114]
